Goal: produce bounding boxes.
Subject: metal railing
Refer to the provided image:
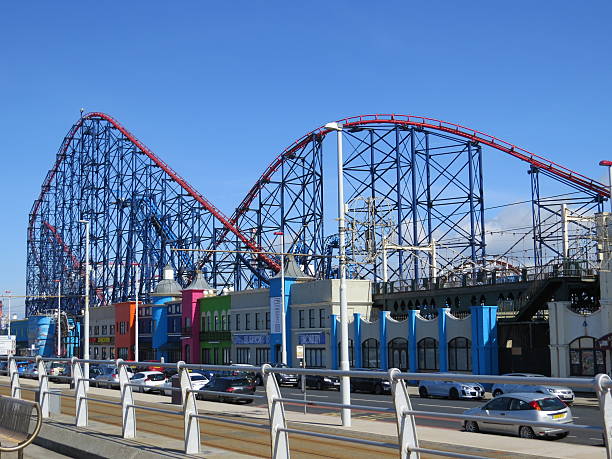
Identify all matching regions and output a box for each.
[0,355,611,459]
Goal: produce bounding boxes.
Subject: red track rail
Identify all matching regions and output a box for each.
[229,113,608,234]
[30,113,280,272]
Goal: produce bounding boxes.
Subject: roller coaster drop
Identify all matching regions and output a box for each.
[26,113,608,316]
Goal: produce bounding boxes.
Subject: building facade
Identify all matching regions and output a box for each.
[199,294,231,365]
[89,305,115,360]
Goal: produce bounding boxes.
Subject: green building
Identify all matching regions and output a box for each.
[199,294,231,364]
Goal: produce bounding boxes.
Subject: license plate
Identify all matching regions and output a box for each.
[553,413,565,419]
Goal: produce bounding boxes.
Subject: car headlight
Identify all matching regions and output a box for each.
[546,388,556,393]
[461,385,471,391]
[323,377,332,382]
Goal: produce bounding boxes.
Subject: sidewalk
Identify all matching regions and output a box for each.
[3,377,605,458]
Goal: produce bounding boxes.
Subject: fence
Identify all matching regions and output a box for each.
[0,355,611,459]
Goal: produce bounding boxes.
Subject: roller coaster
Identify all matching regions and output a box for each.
[26,113,609,316]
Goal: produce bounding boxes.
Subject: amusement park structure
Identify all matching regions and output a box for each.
[26,112,609,317]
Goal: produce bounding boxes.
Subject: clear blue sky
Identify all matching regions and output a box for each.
[1,1,610,317]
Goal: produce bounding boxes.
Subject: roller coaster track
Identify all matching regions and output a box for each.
[229,113,608,239]
[29,112,280,273]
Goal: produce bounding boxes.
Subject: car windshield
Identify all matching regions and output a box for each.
[191,375,206,381]
[537,397,567,411]
[148,373,165,381]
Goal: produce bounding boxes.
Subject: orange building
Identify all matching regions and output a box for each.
[114,301,136,360]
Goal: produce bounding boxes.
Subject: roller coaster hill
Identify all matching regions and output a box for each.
[26,112,609,372]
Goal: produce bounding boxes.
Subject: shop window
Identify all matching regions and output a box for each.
[235,314,240,331]
[362,338,380,369]
[448,337,471,371]
[305,348,325,368]
[299,310,305,328]
[388,338,408,371]
[266,312,270,330]
[309,309,315,328]
[417,337,438,371]
[569,336,605,376]
[337,339,354,367]
[256,347,270,365]
[236,347,251,364]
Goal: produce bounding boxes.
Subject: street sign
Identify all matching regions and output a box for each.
[296,345,304,359]
[0,335,16,355]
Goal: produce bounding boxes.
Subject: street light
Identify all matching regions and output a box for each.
[274,231,286,364]
[133,263,140,362]
[325,121,351,427]
[53,280,61,357]
[599,160,612,213]
[4,291,11,336]
[78,219,90,386]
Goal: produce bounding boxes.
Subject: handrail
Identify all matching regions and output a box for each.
[0,355,610,459]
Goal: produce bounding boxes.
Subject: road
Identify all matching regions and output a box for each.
[254,385,605,448]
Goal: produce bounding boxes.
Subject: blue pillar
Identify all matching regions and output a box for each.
[438,307,449,372]
[354,313,362,369]
[379,310,389,370]
[470,306,499,375]
[408,310,417,373]
[331,314,338,369]
[269,275,296,365]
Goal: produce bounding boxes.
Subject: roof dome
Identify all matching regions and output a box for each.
[151,265,183,297]
[272,255,314,280]
[184,271,212,291]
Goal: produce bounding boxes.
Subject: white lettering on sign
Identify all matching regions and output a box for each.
[270,296,282,334]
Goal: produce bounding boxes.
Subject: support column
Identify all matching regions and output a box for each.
[380,310,389,370]
[438,308,449,372]
[331,314,338,369]
[354,313,362,368]
[469,306,499,375]
[408,310,417,373]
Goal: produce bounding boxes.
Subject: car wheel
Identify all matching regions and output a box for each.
[493,389,503,397]
[464,421,479,433]
[373,384,383,395]
[553,432,568,440]
[419,386,428,398]
[244,399,254,404]
[519,426,536,439]
[449,388,459,400]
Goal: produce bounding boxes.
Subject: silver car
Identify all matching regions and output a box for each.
[463,393,572,439]
[491,373,574,405]
[419,377,485,400]
[94,366,133,389]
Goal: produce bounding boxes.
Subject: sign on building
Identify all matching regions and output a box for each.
[298,332,325,345]
[0,336,16,356]
[233,334,270,345]
[296,345,304,359]
[270,296,283,334]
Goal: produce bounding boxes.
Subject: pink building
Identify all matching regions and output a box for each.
[181,272,214,363]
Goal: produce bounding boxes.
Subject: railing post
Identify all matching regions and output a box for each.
[118,359,136,438]
[179,361,201,454]
[72,357,88,427]
[8,354,20,399]
[263,364,289,459]
[389,368,419,459]
[37,356,49,418]
[595,373,612,459]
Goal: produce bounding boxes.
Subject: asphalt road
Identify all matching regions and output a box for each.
[251,385,606,448]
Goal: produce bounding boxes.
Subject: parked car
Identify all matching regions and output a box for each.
[22,363,39,379]
[491,373,574,405]
[350,370,391,395]
[463,393,572,439]
[94,366,133,389]
[48,362,71,383]
[162,372,210,396]
[419,377,485,400]
[130,371,167,393]
[305,374,340,390]
[197,376,256,403]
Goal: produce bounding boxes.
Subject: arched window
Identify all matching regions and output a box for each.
[448,337,471,371]
[569,336,605,376]
[337,339,354,367]
[362,338,380,369]
[220,314,226,332]
[417,337,438,371]
[388,338,408,371]
[214,313,219,331]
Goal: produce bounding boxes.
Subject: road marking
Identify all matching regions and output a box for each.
[589,437,603,441]
[304,394,329,398]
[351,397,393,403]
[414,403,466,410]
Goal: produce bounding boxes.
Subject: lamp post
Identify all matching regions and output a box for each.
[53,280,61,357]
[4,291,11,337]
[599,160,612,213]
[78,219,90,386]
[325,121,351,426]
[274,231,286,364]
[134,263,140,362]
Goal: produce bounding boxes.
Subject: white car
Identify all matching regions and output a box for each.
[162,372,210,396]
[130,371,167,393]
[491,373,574,405]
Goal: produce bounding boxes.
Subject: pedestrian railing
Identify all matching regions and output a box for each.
[0,355,610,459]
